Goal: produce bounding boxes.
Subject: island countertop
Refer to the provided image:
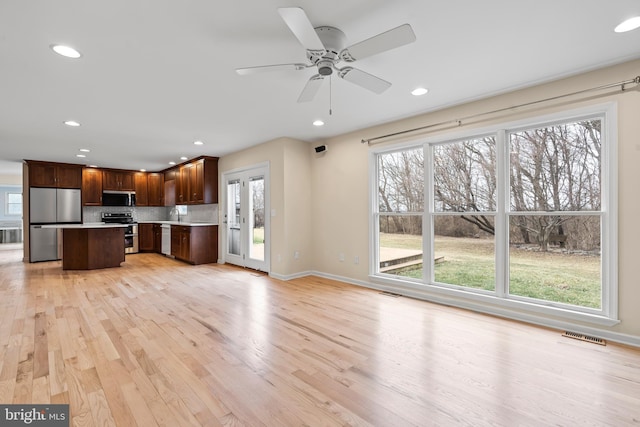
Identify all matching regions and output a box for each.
[41,223,128,229]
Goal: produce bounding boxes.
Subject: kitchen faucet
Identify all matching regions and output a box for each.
[170,207,181,223]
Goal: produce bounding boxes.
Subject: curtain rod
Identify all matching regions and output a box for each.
[361,75,640,145]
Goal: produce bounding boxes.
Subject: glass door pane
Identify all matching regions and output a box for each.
[227,179,241,256]
[249,176,265,262]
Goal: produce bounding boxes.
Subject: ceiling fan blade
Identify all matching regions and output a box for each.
[278,7,326,54]
[235,63,307,75]
[297,74,324,103]
[340,24,416,62]
[338,67,391,94]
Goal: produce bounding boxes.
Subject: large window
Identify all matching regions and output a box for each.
[372,105,616,321]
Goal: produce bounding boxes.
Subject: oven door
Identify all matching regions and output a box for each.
[124,224,139,254]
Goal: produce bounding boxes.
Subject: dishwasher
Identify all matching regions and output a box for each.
[161,224,171,255]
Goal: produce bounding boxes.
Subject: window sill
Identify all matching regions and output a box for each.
[369,274,620,328]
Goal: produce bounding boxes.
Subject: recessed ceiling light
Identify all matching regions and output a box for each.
[76,154,86,158]
[140,169,146,172]
[79,148,90,152]
[411,87,429,96]
[51,44,82,59]
[169,161,176,165]
[313,120,325,126]
[615,16,640,33]
[88,165,98,168]
[193,140,204,145]
[180,156,188,160]
[64,120,81,127]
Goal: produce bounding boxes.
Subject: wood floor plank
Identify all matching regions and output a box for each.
[33,311,49,378]
[1,252,639,426]
[87,389,116,427]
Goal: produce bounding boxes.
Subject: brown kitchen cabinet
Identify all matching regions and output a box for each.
[167,156,218,205]
[62,227,125,270]
[147,173,164,206]
[153,224,162,253]
[82,167,103,206]
[176,165,190,204]
[103,169,134,191]
[28,160,82,188]
[134,172,148,206]
[138,223,155,252]
[171,225,217,264]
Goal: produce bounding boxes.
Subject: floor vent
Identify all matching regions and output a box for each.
[379,291,402,298]
[562,331,606,346]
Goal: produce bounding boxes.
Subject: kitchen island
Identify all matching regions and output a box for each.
[43,223,127,270]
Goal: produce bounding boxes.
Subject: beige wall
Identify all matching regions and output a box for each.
[222,59,640,343]
[218,137,312,278]
[0,174,22,185]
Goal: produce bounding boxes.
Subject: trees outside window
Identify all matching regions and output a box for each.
[373,108,614,318]
[377,148,424,279]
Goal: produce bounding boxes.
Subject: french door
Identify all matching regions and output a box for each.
[223,165,269,272]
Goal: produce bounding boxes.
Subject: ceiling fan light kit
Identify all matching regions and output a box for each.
[236,7,416,103]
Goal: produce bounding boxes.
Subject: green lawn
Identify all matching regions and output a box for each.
[380,233,601,309]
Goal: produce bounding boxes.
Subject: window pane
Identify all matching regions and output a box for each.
[509,215,601,309]
[250,177,265,261]
[7,204,22,215]
[509,119,601,211]
[434,215,495,290]
[378,148,424,212]
[7,193,22,203]
[379,215,422,279]
[434,136,496,212]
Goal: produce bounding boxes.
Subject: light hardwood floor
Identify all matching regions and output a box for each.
[0,252,639,426]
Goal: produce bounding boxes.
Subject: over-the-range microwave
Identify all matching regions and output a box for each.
[102,191,136,207]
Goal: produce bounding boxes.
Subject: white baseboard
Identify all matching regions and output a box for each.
[269,270,313,281]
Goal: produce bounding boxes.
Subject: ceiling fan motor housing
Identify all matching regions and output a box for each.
[317,60,333,75]
[307,26,347,75]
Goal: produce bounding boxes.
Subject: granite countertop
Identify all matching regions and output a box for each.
[41,223,128,229]
[136,220,218,227]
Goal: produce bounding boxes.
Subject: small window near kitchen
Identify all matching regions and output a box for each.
[5,192,22,216]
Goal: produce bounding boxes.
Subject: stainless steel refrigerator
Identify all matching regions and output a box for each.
[29,188,82,262]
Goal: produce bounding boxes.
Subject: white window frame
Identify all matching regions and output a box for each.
[369,102,618,326]
[5,191,22,216]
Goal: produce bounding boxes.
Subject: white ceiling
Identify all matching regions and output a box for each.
[1,1,639,176]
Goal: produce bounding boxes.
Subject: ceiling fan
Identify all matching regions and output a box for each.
[235,7,416,102]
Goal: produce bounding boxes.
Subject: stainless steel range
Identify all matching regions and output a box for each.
[101,212,139,254]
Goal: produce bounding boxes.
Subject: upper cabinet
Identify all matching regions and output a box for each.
[134,172,148,206]
[103,169,134,191]
[27,161,82,188]
[171,157,218,205]
[147,173,164,206]
[82,167,103,206]
[27,159,215,206]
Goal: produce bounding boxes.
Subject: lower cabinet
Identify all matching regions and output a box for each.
[171,225,218,265]
[153,224,162,253]
[138,222,218,265]
[139,223,155,252]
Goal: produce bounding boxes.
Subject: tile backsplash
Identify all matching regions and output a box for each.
[83,204,219,224]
